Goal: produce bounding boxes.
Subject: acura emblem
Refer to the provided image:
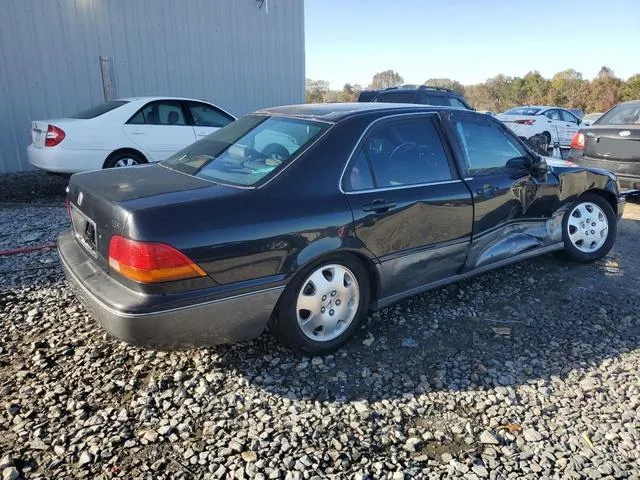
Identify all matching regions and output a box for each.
[619,131,631,137]
[78,192,84,206]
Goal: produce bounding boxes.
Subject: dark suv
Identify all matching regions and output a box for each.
[358,85,473,110]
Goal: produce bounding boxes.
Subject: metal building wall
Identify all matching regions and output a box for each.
[0,0,305,173]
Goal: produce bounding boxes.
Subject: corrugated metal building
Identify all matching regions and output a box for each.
[0,0,305,173]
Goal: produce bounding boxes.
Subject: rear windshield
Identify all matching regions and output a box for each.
[504,107,541,116]
[70,101,128,119]
[597,103,640,125]
[373,91,416,103]
[162,115,329,186]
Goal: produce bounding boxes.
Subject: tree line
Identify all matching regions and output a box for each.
[306,67,640,113]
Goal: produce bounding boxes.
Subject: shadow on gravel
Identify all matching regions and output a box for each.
[219,215,640,403]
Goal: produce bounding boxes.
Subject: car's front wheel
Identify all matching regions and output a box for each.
[562,193,616,262]
[270,255,370,354]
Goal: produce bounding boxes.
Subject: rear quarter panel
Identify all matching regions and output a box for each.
[126,120,376,286]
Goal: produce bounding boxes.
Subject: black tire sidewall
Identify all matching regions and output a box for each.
[273,255,370,354]
[105,151,144,169]
[562,193,617,263]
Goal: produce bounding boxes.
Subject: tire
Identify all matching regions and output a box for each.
[269,255,371,354]
[104,151,145,169]
[561,192,616,263]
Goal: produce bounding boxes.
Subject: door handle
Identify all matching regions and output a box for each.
[362,199,396,213]
[197,132,208,137]
[477,184,497,196]
[128,131,144,135]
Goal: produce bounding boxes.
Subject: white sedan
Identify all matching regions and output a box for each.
[28,97,236,173]
[497,106,581,149]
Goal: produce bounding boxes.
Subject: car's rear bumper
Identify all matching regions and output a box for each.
[569,152,640,190]
[57,230,284,349]
[28,144,107,173]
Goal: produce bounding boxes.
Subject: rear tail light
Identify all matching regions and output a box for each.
[514,119,536,125]
[571,132,585,150]
[108,235,206,283]
[45,124,65,147]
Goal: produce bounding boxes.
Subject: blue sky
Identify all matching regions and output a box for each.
[305,0,640,89]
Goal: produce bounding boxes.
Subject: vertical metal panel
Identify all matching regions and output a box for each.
[0,0,305,173]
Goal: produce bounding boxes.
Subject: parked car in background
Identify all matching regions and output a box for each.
[58,103,623,354]
[497,106,581,149]
[581,112,604,126]
[28,97,236,174]
[359,85,473,110]
[569,100,640,190]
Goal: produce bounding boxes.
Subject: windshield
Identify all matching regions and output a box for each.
[597,103,640,125]
[70,101,128,119]
[162,115,329,186]
[504,107,541,116]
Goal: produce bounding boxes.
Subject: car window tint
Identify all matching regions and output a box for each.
[186,101,234,128]
[544,109,562,121]
[345,117,452,190]
[560,110,577,123]
[373,91,416,103]
[449,97,468,109]
[422,93,449,106]
[597,103,640,125]
[128,101,187,125]
[163,116,327,186]
[346,150,374,191]
[453,115,526,175]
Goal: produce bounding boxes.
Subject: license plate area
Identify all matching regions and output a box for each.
[70,204,98,257]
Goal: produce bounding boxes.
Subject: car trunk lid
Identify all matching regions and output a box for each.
[582,125,640,162]
[66,164,217,267]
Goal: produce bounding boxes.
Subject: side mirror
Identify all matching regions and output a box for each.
[530,155,548,176]
[506,157,528,170]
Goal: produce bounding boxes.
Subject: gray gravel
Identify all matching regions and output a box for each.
[1,172,639,479]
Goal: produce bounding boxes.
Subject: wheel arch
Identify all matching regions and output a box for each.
[291,248,381,310]
[583,188,618,216]
[103,148,149,169]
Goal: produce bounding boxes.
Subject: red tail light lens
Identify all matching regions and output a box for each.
[108,235,206,283]
[571,132,585,150]
[45,124,65,147]
[514,119,536,125]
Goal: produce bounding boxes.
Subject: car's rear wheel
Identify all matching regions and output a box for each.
[562,193,616,263]
[104,151,145,169]
[270,255,370,354]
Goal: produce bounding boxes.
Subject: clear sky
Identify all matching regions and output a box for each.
[305,0,640,89]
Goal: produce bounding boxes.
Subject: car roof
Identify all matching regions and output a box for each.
[256,102,461,122]
[115,96,214,103]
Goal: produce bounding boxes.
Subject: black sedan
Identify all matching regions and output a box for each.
[58,103,625,353]
[569,100,640,190]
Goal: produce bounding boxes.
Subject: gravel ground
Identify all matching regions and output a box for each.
[1,172,639,479]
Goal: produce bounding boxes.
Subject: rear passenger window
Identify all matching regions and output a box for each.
[451,113,527,175]
[128,101,187,125]
[344,117,452,191]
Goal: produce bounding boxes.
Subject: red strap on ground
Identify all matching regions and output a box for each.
[0,243,57,256]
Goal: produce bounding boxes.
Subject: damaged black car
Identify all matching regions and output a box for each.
[58,103,625,353]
